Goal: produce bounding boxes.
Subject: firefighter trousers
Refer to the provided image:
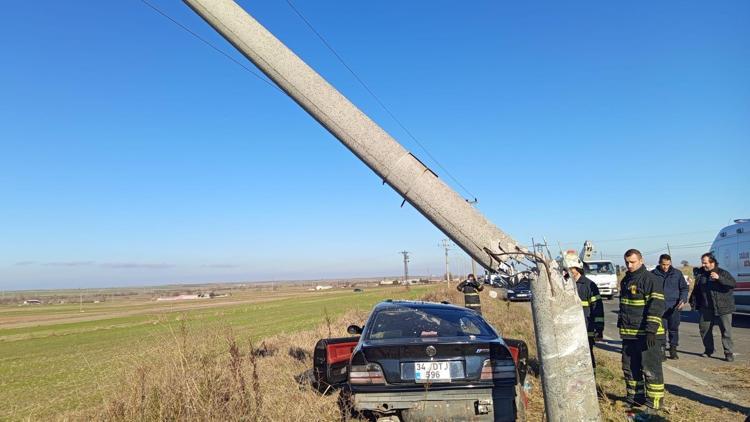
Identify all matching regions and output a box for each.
[621,337,664,409]
[588,336,596,369]
[463,293,482,315]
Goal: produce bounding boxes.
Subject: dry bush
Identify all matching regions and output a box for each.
[74,309,367,422]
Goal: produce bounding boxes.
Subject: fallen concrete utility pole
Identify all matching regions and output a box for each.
[182,1,600,419]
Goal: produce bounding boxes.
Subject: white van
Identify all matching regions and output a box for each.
[583,260,619,299]
[709,219,750,314]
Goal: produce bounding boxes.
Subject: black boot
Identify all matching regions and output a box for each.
[669,346,678,360]
[626,395,645,408]
[725,353,734,362]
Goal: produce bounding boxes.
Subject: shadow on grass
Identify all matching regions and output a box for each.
[602,393,669,421]
[665,384,750,416]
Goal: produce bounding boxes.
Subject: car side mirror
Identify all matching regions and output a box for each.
[347,324,363,335]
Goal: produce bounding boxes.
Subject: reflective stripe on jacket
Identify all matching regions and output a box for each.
[576,275,604,336]
[618,266,665,339]
[457,280,483,307]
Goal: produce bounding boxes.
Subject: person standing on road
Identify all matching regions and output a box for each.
[688,253,736,362]
[564,254,604,368]
[457,273,483,315]
[651,254,689,360]
[618,249,666,410]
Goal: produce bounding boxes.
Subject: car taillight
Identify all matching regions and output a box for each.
[349,363,385,384]
[480,359,516,380]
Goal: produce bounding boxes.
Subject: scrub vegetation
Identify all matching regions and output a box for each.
[1,283,745,421]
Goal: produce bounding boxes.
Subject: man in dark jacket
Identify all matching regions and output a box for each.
[457,273,483,315]
[651,254,689,360]
[565,254,604,368]
[689,253,736,362]
[619,249,666,410]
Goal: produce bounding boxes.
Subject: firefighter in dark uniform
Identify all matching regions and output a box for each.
[457,273,483,315]
[618,249,666,410]
[564,254,604,368]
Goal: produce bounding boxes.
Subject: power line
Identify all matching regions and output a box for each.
[601,241,714,259]
[559,229,716,246]
[284,0,478,201]
[670,241,714,248]
[138,0,281,93]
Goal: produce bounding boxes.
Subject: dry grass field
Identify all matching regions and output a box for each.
[0,284,429,420]
[2,283,747,421]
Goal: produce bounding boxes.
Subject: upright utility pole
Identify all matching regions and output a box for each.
[399,251,410,284]
[182,2,600,419]
[439,239,452,282]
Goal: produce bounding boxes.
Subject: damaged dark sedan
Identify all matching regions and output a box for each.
[313,300,528,421]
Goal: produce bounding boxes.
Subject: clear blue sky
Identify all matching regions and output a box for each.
[1,1,748,290]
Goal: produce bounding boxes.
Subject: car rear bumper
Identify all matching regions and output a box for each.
[351,388,516,421]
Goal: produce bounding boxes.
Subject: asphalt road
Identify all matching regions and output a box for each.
[598,299,750,415]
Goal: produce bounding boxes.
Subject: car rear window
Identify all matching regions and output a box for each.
[367,306,495,340]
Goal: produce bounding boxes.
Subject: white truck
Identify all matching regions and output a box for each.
[582,260,619,299]
[579,241,618,299]
[709,219,750,314]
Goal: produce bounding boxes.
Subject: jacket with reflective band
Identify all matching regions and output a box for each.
[457,279,483,306]
[618,265,665,339]
[576,275,604,336]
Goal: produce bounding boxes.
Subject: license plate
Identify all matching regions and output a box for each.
[414,361,451,382]
[516,293,528,297]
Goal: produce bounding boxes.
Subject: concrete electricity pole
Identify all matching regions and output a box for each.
[183,1,600,419]
[439,239,452,282]
[399,251,410,285]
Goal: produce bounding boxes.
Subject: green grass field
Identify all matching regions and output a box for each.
[0,285,432,420]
